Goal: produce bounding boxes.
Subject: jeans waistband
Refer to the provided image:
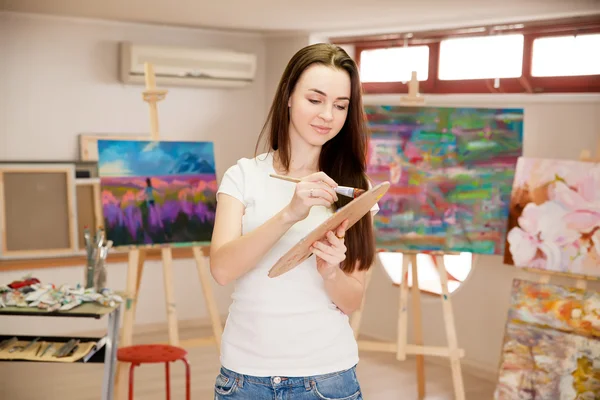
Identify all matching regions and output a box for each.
[219,365,356,390]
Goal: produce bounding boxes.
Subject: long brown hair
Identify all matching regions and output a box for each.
[255,43,375,273]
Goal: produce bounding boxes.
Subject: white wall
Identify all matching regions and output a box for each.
[264,34,311,111]
[0,11,267,334]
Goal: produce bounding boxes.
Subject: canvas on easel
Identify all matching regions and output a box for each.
[494,279,600,399]
[503,145,599,293]
[493,145,600,398]
[365,103,523,255]
[349,71,525,400]
[504,156,600,279]
[112,63,223,400]
[97,139,217,247]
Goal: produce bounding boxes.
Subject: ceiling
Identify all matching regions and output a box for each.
[1,0,599,34]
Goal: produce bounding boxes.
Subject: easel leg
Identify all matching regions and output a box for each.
[350,265,375,339]
[161,248,180,346]
[410,254,425,399]
[434,256,465,400]
[114,249,141,400]
[396,255,411,361]
[193,246,223,351]
[132,250,146,323]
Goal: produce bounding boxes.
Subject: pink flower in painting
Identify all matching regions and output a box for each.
[550,172,600,267]
[207,180,218,192]
[102,190,119,205]
[178,187,194,201]
[551,178,600,210]
[121,190,138,206]
[507,201,580,270]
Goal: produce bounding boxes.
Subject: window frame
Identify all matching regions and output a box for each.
[342,16,600,94]
[526,29,600,93]
[356,41,437,94]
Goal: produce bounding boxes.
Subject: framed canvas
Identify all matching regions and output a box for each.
[365,105,524,255]
[0,164,78,259]
[504,157,600,278]
[0,160,98,179]
[75,178,103,248]
[97,139,217,249]
[494,279,600,399]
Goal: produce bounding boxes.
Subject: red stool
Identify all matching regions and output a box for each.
[117,344,191,400]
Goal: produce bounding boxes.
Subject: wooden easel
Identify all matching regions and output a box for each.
[353,253,466,400]
[351,74,466,400]
[400,71,425,106]
[526,142,600,291]
[114,63,223,399]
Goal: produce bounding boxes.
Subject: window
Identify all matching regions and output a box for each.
[340,16,600,94]
[360,46,429,82]
[378,252,473,296]
[531,33,600,77]
[438,34,524,80]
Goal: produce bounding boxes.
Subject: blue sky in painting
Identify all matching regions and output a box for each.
[97,140,216,177]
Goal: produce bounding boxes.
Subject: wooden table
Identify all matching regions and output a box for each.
[0,299,122,400]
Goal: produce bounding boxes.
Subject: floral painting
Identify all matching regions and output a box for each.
[504,157,600,278]
[494,279,600,400]
[365,105,523,255]
[97,140,217,247]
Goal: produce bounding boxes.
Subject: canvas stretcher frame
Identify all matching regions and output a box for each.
[79,133,152,162]
[75,177,104,248]
[0,163,79,260]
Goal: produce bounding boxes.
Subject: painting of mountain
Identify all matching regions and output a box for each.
[97,139,217,248]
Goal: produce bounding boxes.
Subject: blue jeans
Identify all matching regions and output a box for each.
[214,365,363,399]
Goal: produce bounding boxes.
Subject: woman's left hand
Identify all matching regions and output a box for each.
[311,219,349,280]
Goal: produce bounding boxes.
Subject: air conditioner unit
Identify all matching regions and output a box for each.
[119,42,257,88]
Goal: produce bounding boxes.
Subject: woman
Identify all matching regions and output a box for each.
[210,43,378,399]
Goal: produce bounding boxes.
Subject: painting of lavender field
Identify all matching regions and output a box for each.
[494,279,600,400]
[365,106,523,255]
[504,157,600,278]
[97,140,217,247]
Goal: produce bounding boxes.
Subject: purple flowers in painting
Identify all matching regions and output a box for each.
[97,140,217,248]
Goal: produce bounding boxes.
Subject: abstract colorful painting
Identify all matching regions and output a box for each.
[365,105,523,255]
[97,140,217,247]
[494,279,600,400]
[504,157,600,278]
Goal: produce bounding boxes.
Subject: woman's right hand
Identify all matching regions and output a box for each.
[283,172,339,223]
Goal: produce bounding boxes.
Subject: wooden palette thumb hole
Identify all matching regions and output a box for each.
[268,181,390,278]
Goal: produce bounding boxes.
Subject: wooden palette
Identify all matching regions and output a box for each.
[268,181,390,278]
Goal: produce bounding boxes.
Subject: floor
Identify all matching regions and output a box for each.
[0,324,496,399]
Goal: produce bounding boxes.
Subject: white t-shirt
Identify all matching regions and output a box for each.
[215,152,379,377]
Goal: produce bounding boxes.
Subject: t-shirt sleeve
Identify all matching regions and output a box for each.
[217,161,245,205]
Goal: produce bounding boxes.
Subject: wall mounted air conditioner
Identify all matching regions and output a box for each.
[119,42,257,88]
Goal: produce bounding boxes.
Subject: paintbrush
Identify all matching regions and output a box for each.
[269,173,366,198]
